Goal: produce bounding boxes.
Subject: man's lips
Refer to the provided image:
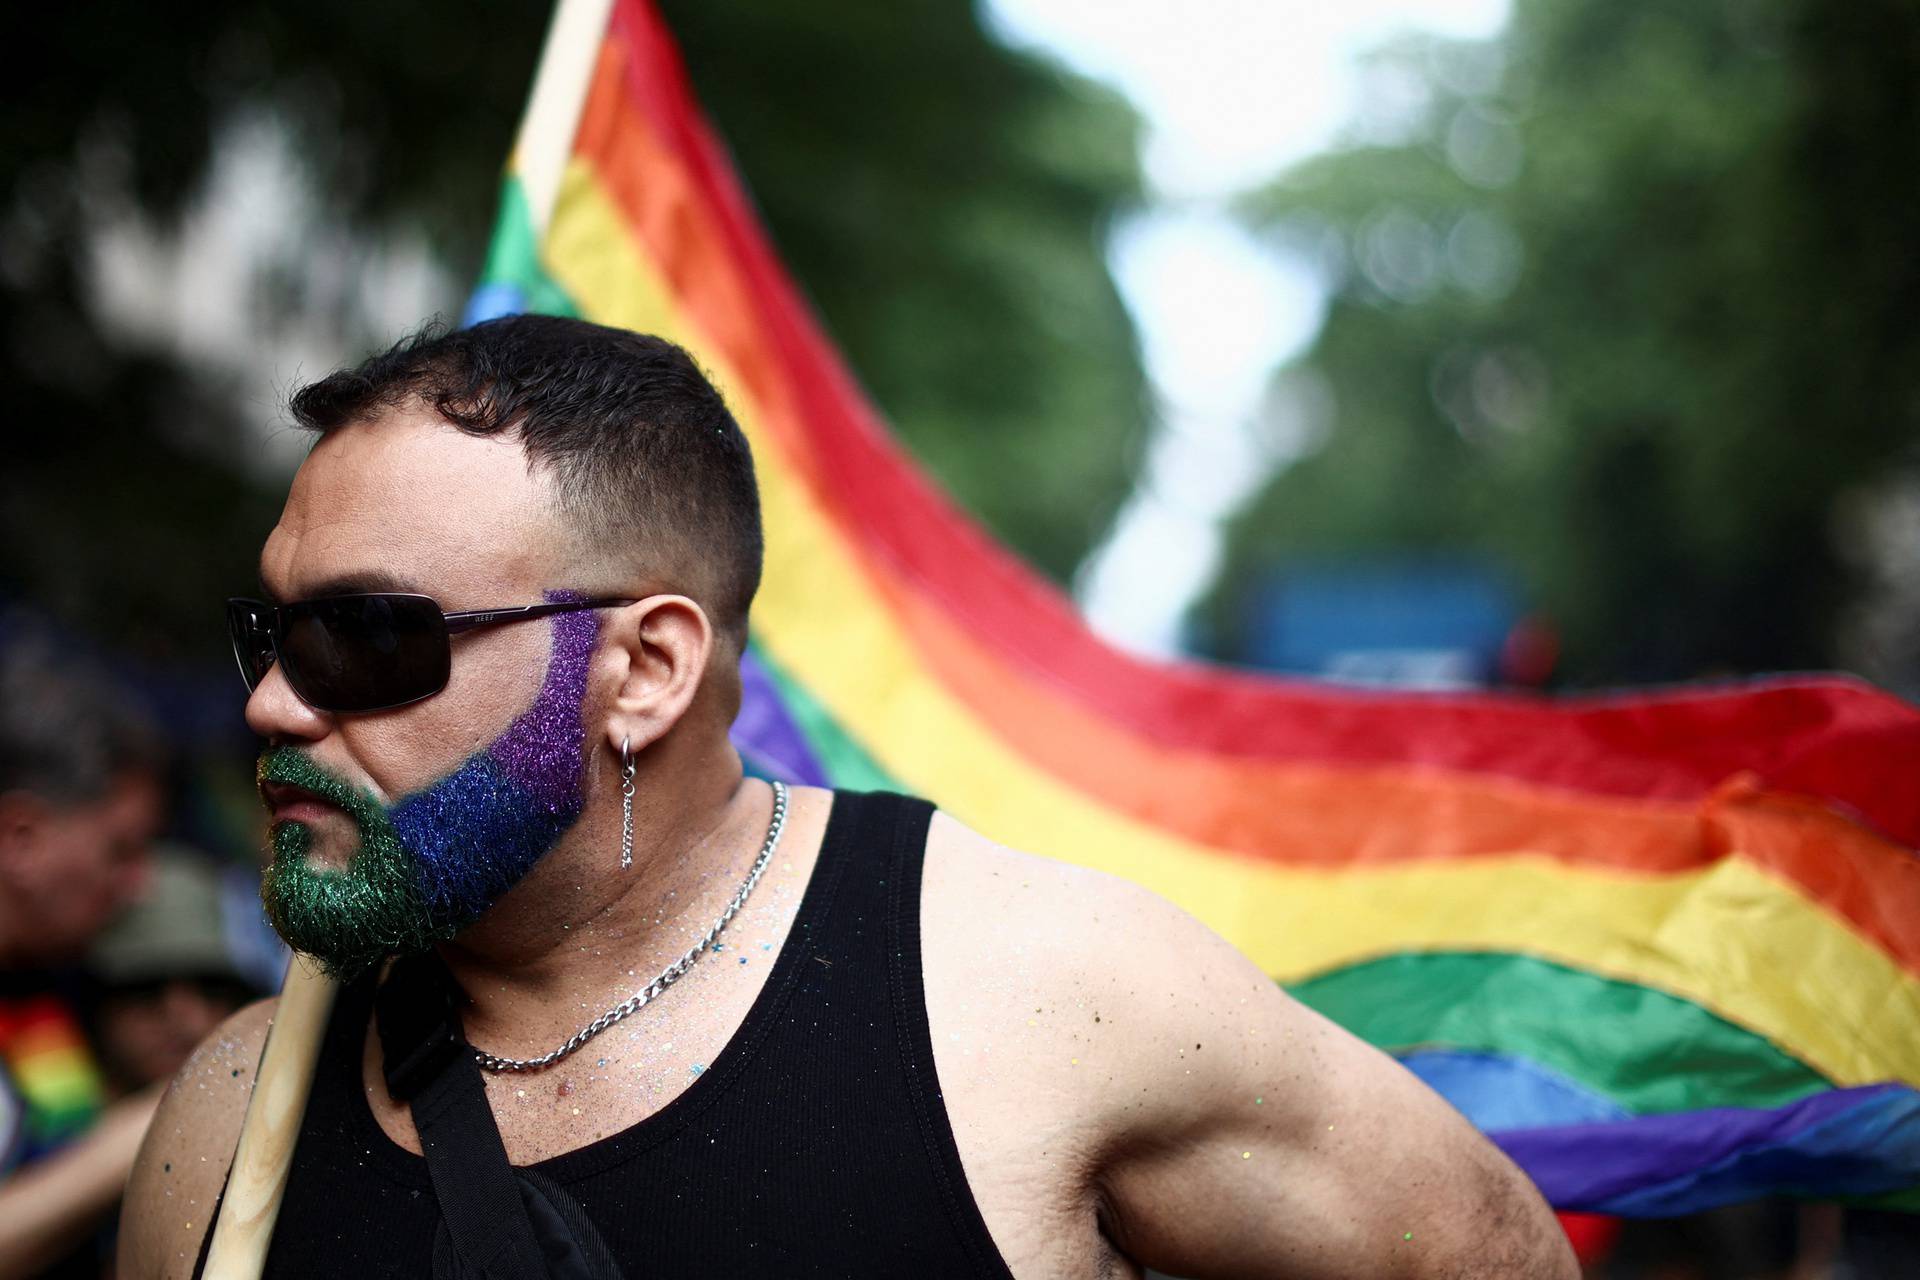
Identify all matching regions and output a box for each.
[260,781,343,825]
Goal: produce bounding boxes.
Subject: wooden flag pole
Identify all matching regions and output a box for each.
[199,957,334,1280]
[195,1,614,1275]
[513,0,617,241]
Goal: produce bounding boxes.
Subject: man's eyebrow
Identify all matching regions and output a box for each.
[257,568,427,602]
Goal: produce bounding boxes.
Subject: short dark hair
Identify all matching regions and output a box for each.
[0,639,166,807]
[288,316,763,641]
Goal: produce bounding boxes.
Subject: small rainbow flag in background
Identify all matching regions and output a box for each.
[469,0,1920,1218]
[0,995,105,1168]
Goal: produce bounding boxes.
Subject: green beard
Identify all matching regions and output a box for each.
[254,602,597,979]
[257,746,449,981]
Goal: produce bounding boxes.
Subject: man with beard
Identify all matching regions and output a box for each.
[120,316,1576,1279]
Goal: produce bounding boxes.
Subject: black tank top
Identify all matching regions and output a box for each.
[207,791,1014,1278]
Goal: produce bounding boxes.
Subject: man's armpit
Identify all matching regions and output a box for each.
[1448,1143,1574,1278]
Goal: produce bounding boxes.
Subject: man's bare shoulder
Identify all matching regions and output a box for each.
[921,812,1576,1279]
[921,809,1295,1126]
[919,810,1228,1271]
[922,808,1176,963]
[119,998,278,1280]
[920,807,1190,1026]
[921,809,1294,1163]
[921,807,1268,1002]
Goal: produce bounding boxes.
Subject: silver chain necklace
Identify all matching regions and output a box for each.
[471,780,791,1074]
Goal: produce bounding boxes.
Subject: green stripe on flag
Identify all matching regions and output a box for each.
[752,646,899,791]
[1288,951,1830,1115]
[478,177,582,317]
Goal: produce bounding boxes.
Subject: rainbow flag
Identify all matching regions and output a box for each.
[0,994,105,1169]
[469,0,1920,1216]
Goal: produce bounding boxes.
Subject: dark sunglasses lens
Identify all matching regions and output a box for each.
[225,600,276,692]
[278,595,451,712]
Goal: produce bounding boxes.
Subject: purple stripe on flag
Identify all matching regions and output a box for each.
[1494,1082,1920,1214]
[732,648,828,785]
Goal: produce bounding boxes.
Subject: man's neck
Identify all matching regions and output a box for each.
[434,747,768,1052]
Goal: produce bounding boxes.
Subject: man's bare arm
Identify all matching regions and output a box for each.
[1087,883,1576,1279]
[118,999,275,1280]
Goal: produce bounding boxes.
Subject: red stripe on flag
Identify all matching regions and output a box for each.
[579,0,1920,854]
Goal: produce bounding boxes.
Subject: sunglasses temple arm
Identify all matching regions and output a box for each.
[441,598,633,636]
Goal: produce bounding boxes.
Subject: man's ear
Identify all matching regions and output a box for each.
[601,595,715,757]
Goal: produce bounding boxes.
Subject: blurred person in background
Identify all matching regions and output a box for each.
[31,850,269,1278]
[0,643,168,1277]
[86,850,265,1097]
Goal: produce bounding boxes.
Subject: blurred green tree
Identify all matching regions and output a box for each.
[1212,0,1920,684]
[2,1,1145,662]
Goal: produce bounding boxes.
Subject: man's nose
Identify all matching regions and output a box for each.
[244,659,330,743]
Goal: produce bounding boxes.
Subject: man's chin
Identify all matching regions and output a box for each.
[261,899,417,983]
[261,830,446,981]
[269,816,357,873]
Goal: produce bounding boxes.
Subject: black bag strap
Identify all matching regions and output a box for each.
[376,952,552,1279]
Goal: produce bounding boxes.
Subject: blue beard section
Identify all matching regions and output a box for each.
[388,751,584,927]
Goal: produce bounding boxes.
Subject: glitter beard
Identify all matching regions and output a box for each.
[258,748,429,978]
[258,595,601,979]
[389,600,598,919]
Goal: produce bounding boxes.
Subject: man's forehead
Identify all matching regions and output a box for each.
[260,411,559,603]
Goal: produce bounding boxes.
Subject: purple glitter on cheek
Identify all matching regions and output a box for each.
[485,590,600,814]
[387,590,603,925]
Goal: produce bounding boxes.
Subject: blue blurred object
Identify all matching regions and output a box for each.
[462,281,526,327]
[1241,557,1522,688]
[1399,1047,1631,1131]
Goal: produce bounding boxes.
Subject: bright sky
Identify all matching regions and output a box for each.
[983,0,1513,656]
[985,0,1511,199]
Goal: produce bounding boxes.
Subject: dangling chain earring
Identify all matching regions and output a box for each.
[618,734,635,871]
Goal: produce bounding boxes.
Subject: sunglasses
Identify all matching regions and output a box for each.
[225,593,634,713]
